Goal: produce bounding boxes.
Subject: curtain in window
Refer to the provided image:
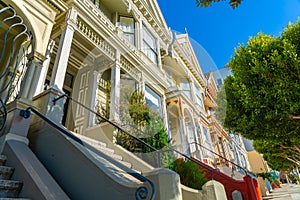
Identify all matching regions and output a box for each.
[119,16,135,45]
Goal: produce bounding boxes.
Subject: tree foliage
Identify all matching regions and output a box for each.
[220,20,300,170]
[116,89,169,153]
[196,0,242,9]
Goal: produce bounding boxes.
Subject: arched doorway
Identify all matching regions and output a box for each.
[167,105,181,151]
[183,109,196,156]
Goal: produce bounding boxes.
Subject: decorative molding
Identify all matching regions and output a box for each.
[120,56,141,80]
[76,17,116,59]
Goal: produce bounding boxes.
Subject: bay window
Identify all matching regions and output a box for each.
[180,78,192,99]
[142,24,158,64]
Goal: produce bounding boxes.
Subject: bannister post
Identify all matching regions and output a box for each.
[32,86,65,125]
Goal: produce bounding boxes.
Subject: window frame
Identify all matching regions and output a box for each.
[145,85,162,114]
[119,16,135,45]
[194,84,204,108]
[142,24,158,64]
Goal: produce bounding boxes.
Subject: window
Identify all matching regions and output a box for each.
[119,16,135,45]
[142,24,157,64]
[165,69,173,86]
[187,123,196,153]
[194,84,203,107]
[202,126,213,158]
[145,85,161,114]
[180,78,191,99]
[217,78,223,86]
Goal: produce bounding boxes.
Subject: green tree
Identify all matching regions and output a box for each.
[196,0,242,9]
[215,85,227,126]
[222,20,300,167]
[253,139,296,171]
[116,89,169,153]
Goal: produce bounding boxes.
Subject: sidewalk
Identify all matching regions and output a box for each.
[263,184,300,200]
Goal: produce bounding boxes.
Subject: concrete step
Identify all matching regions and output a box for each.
[0,180,23,198]
[72,133,133,169]
[0,166,14,180]
[73,133,107,148]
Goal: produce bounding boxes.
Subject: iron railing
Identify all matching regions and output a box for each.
[53,94,215,180]
[20,106,155,200]
[0,5,31,130]
[52,94,255,185]
[191,142,248,176]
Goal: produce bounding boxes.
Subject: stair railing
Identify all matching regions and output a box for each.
[0,5,31,131]
[20,106,155,200]
[52,94,215,180]
[191,142,248,176]
[106,121,218,180]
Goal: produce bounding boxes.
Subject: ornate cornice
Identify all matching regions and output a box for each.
[130,0,171,44]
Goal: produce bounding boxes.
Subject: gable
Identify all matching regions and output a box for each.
[144,0,167,28]
[133,0,171,43]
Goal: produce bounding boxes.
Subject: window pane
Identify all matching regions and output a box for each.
[119,16,135,45]
[180,78,190,90]
[119,16,134,33]
[142,25,157,64]
[124,33,134,44]
[145,85,161,113]
[194,84,203,107]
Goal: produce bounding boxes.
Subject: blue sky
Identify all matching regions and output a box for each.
[156,0,300,73]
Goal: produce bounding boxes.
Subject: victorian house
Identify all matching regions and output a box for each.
[0,0,259,199]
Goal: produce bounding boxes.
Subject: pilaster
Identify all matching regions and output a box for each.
[20,51,46,101]
[88,70,101,127]
[109,60,121,122]
[34,40,55,96]
[156,40,162,69]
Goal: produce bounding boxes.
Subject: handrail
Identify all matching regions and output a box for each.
[191,142,248,175]
[55,94,250,181]
[20,107,155,200]
[53,94,215,179]
[53,94,157,153]
[21,107,84,145]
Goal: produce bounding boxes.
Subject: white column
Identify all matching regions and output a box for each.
[88,71,101,126]
[136,16,142,50]
[34,40,55,96]
[109,62,121,121]
[179,116,190,155]
[50,8,77,90]
[161,94,169,135]
[156,40,162,69]
[189,77,196,103]
[20,52,46,100]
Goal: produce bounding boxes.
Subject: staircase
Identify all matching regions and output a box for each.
[0,155,27,199]
[73,133,140,173]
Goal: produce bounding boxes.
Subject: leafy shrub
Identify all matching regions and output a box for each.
[169,158,208,190]
[256,172,273,183]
